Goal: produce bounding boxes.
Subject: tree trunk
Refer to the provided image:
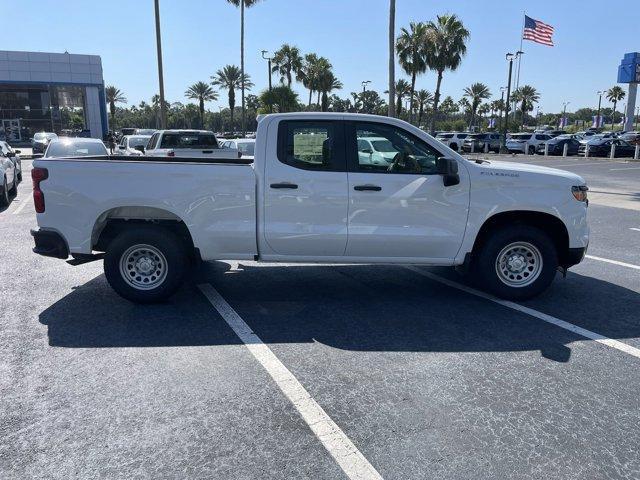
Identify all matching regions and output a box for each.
[199,98,204,129]
[308,89,312,107]
[321,92,328,112]
[316,90,321,106]
[229,88,235,130]
[612,101,617,129]
[387,0,396,117]
[409,71,416,124]
[396,93,402,117]
[429,70,444,135]
[240,1,246,136]
[287,69,292,88]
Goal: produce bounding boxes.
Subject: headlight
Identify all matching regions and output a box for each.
[572,185,588,202]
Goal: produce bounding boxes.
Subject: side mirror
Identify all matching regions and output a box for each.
[134,145,145,153]
[14,150,21,154]
[436,157,460,187]
[361,148,373,154]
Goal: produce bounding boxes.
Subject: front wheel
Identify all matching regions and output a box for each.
[104,225,188,303]
[0,177,9,206]
[471,225,558,300]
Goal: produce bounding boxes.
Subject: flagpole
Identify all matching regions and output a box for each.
[513,12,525,121]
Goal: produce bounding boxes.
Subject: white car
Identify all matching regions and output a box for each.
[221,138,255,160]
[44,138,109,158]
[0,147,17,206]
[506,133,552,154]
[144,130,237,158]
[31,112,589,303]
[357,136,399,165]
[0,141,22,183]
[117,135,152,156]
[435,132,470,151]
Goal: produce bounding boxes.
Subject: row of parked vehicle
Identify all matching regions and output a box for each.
[435,129,640,158]
[0,140,23,206]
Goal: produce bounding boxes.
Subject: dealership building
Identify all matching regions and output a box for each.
[0,50,108,144]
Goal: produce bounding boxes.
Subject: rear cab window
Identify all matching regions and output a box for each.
[277,120,345,171]
[160,132,220,149]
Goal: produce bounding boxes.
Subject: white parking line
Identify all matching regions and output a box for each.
[405,267,640,360]
[198,283,384,480]
[586,255,640,271]
[11,194,32,215]
[609,166,640,171]
[553,162,610,167]
[631,228,640,232]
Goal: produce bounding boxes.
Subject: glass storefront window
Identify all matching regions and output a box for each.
[0,83,87,142]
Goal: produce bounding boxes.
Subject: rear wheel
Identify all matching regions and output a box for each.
[449,143,458,151]
[0,177,8,206]
[471,225,558,300]
[104,225,188,303]
[9,175,17,195]
[528,145,536,155]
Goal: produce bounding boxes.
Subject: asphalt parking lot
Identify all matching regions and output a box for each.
[2,155,640,479]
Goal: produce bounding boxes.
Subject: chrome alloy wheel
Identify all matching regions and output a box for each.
[495,241,543,288]
[119,244,168,290]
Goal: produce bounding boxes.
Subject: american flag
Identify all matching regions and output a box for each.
[523,15,554,47]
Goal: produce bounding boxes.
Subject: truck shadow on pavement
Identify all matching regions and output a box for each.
[39,263,640,363]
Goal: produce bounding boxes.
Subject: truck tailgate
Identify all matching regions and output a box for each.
[33,157,257,260]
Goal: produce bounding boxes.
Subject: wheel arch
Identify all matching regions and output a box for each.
[471,210,571,266]
[91,206,198,260]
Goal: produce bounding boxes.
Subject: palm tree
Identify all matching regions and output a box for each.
[463,82,491,129]
[259,85,299,113]
[424,14,470,134]
[297,53,319,106]
[271,44,303,87]
[511,85,540,127]
[105,86,126,123]
[317,71,343,112]
[396,22,428,123]
[185,81,218,128]
[211,65,253,130]
[393,79,411,117]
[388,0,396,117]
[413,89,433,126]
[225,0,261,134]
[606,85,626,129]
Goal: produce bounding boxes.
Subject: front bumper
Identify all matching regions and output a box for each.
[31,229,69,259]
[563,246,587,268]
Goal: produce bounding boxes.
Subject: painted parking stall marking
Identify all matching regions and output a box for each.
[405,267,640,360]
[198,283,384,480]
[11,195,32,215]
[586,255,640,271]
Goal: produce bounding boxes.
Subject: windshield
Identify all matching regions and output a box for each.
[45,141,108,157]
[128,136,150,147]
[34,132,58,141]
[237,142,255,155]
[371,140,396,152]
[135,129,156,135]
[160,133,219,149]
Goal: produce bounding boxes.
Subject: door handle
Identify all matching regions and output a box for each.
[354,184,382,191]
[270,182,298,189]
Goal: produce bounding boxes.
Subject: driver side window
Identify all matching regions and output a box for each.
[353,122,442,174]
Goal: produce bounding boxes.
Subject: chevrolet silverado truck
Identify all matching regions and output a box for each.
[30,113,589,303]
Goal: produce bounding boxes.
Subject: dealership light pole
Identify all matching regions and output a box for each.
[596,90,604,129]
[261,50,273,91]
[500,52,520,153]
[562,101,570,128]
[154,0,167,129]
[361,80,371,113]
[498,86,507,134]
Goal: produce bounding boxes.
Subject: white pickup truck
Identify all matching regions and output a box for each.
[143,129,238,159]
[30,113,589,303]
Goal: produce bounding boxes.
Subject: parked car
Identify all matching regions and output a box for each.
[44,138,109,158]
[221,138,256,160]
[578,138,636,158]
[120,128,136,137]
[117,135,152,156]
[536,135,581,156]
[31,112,589,304]
[506,133,552,154]
[543,130,567,138]
[31,132,58,154]
[144,130,237,158]
[0,147,17,206]
[619,132,640,146]
[0,141,22,182]
[356,136,400,165]
[435,132,469,151]
[461,133,502,153]
[134,128,156,136]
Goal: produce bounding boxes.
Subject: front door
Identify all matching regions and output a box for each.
[263,119,349,257]
[345,121,470,260]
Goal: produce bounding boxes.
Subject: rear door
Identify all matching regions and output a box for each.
[263,119,349,257]
[344,120,469,260]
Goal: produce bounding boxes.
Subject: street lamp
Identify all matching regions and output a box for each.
[500,52,521,153]
[596,91,604,129]
[362,80,371,94]
[261,50,273,91]
[498,86,507,134]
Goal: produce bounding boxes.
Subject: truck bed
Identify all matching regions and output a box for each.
[33,155,258,261]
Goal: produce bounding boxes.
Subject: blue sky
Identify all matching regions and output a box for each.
[6,0,639,113]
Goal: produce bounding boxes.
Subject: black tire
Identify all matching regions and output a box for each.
[104,225,188,303]
[449,143,458,151]
[0,177,8,206]
[9,175,17,196]
[528,145,536,155]
[17,170,22,183]
[471,225,558,300]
